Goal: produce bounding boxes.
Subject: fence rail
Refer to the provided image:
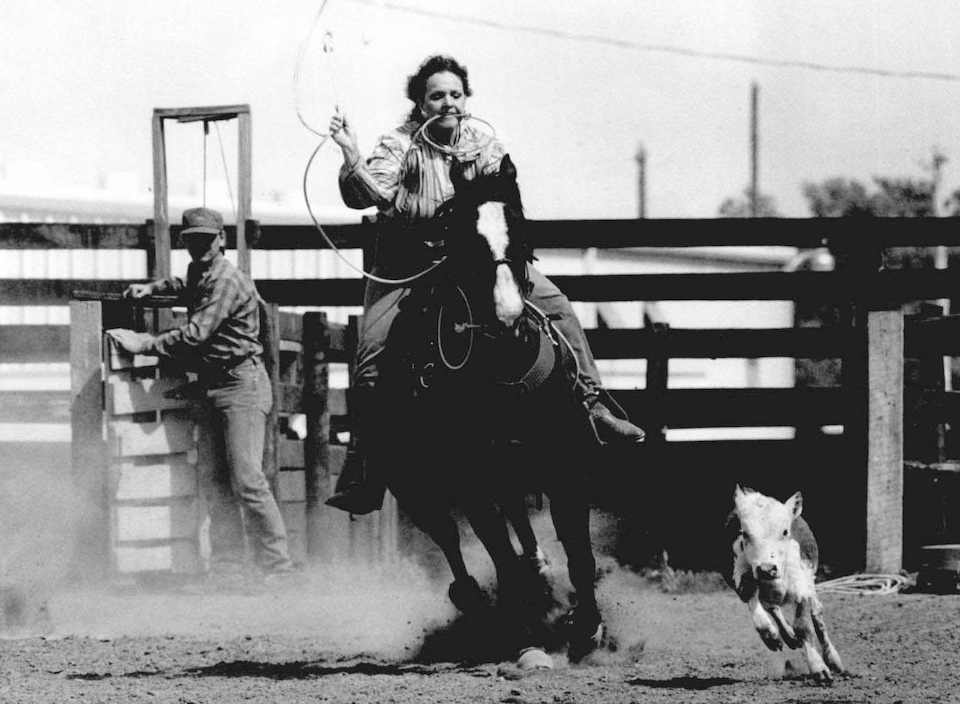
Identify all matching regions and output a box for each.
[2,218,958,574]
[4,218,960,250]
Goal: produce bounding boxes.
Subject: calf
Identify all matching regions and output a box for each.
[725,486,843,682]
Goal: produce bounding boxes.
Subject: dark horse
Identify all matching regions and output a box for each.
[372,156,603,666]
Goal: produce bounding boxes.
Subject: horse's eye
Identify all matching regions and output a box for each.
[782,529,789,538]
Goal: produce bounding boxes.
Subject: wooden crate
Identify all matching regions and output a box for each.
[104,336,201,576]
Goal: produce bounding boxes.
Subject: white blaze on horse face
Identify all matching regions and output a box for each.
[476,201,524,327]
[733,486,804,598]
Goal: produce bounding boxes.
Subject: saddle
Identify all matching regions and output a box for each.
[396,276,575,402]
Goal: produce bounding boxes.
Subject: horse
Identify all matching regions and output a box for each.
[368,155,605,665]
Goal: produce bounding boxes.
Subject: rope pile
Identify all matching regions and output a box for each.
[817,573,912,595]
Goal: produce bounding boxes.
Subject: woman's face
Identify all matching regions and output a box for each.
[419,71,467,131]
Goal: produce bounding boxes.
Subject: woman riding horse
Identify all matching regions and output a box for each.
[326,54,644,518]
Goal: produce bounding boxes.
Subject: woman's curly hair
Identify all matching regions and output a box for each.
[406,55,472,113]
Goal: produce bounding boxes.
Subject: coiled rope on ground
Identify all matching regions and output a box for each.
[816,573,912,595]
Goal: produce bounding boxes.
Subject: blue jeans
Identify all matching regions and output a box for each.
[355,265,602,405]
[197,357,293,574]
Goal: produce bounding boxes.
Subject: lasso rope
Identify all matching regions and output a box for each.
[436,285,474,371]
[414,113,497,159]
[816,573,912,596]
[301,135,446,285]
[293,5,499,288]
[292,0,335,137]
[300,112,503,286]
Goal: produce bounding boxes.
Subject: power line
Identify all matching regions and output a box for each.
[347,0,960,83]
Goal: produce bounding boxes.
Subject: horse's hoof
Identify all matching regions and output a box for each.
[448,576,490,615]
[517,646,553,670]
[564,609,605,663]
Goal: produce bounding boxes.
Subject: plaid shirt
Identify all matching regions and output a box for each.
[339,119,506,225]
[143,252,263,369]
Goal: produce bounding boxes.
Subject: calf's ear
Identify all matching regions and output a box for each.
[785,491,803,518]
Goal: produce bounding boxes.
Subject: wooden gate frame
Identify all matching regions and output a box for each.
[151,104,252,278]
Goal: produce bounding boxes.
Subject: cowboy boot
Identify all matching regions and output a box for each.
[586,389,645,445]
[325,388,387,515]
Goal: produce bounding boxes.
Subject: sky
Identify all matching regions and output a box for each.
[2,0,960,221]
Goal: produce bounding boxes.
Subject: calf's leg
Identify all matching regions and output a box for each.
[767,604,800,649]
[810,594,844,673]
[748,594,783,651]
[793,598,832,682]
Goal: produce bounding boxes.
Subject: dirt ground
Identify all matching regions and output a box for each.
[3,549,960,704]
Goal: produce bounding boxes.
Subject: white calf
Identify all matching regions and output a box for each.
[725,486,844,682]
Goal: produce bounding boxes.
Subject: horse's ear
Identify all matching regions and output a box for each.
[499,154,518,183]
[450,159,471,194]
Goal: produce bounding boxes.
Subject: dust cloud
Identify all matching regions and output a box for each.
[2,462,659,666]
[48,561,454,660]
[0,461,91,639]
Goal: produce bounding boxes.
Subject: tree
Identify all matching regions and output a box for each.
[717,188,781,217]
[943,188,960,217]
[801,177,873,217]
[802,148,945,217]
[801,175,937,217]
[871,177,935,217]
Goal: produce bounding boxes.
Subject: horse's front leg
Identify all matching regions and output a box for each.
[547,481,604,661]
[388,480,489,615]
[460,498,523,592]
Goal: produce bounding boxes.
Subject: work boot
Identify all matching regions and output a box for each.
[587,391,645,445]
[325,446,386,515]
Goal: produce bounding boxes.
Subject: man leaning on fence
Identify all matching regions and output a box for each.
[107,207,297,591]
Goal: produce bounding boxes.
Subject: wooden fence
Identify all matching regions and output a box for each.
[2,218,959,576]
[67,295,398,579]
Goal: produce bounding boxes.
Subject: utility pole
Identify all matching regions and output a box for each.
[635,143,647,219]
[930,148,951,390]
[749,82,759,218]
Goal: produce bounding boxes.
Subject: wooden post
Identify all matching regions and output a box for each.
[151,112,170,280]
[70,300,108,579]
[303,311,331,562]
[260,300,280,484]
[645,322,670,446]
[866,306,905,573]
[237,111,253,275]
